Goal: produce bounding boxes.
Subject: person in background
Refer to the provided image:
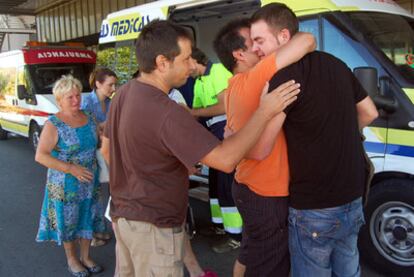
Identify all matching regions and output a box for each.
[177,72,196,108]
[169,87,218,277]
[81,67,117,247]
[35,75,105,277]
[82,67,117,133]
[190,47,243,253]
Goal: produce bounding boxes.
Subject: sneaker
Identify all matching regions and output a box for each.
[212,238,241,253]
[199,226,226,237]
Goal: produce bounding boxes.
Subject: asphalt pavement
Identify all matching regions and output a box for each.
[0,135,385,277]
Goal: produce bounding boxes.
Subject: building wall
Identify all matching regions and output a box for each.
[36,0,152,44]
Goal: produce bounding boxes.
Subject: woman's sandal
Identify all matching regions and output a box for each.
[91,238,107,247]
[67,266,90,277]
[83,263,104,274]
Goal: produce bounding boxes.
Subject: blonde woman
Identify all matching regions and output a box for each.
[35,75,105,277]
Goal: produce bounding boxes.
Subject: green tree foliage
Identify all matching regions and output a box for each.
[97,44,138,85]
[97,47,115,70]
[0,69,16,98]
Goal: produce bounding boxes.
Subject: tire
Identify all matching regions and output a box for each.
[0,123,8,140]
[29,122,41,151]
[359,178,414,275]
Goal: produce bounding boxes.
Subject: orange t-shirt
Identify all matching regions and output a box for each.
[226,53,289,197]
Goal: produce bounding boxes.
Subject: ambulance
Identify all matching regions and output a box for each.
[0,42,96,150]
[98,0,414,274]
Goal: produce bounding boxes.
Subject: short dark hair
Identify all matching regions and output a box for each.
[135,20,193,73]
[213,18,251,72]
[89,67,117,89]
[191,47,209,66]
[251,3,298,36]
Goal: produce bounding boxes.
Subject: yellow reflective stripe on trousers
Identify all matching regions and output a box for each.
[221,207,243,234]
[210,198,223,224]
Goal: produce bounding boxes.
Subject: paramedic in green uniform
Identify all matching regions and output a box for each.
[191,48,243,253]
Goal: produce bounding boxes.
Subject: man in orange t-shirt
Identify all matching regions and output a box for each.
[213,19,315,277]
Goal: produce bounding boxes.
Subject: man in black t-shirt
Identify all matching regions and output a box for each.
[249,4,378,277]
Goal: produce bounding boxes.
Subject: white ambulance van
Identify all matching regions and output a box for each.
[0,42,96,150]
[98,0,414,274]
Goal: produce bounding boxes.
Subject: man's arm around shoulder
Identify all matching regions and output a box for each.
[275,32,316,71]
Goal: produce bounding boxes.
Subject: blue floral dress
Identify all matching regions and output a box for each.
[36,112,106,245]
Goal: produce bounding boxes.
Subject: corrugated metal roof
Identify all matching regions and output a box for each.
[0,0,34,15]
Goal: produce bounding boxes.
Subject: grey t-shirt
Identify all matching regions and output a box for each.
[104,79,220,227]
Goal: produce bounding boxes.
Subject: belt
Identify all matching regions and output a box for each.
[206,114,226,127]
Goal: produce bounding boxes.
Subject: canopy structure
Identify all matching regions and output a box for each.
[0,0,36,51]
[0,0,35,15]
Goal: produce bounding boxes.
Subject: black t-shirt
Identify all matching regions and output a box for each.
[269,51,367,209]
[104,80,220,227]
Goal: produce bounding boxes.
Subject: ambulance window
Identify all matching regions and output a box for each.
[299,18,321,50]
[322,19,374,71]
[17,66,32,94]
[348,12,414,84]
[28,64,93,94]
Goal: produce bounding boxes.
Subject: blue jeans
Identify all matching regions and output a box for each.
[288,197,365,277]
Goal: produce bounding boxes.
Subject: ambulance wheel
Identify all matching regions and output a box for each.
[29,123,41,151]
[0,124,8,140]
[359,179,414,275]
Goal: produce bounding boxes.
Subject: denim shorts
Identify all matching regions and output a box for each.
[288,197,365,277]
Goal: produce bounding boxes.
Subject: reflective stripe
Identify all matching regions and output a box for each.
[210,199,219,205]
[212,217,223,224]
[364,127,387,143]
[224,226,242,234]
[210,198,223,223]
[0,118,29,136]
[221,207,243,234]
[206,114,226,127]
[403,88,414,104]
[367,127,414,147]
[388,129,414,147]
[221,207,239,214]
[365,141,414,158]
